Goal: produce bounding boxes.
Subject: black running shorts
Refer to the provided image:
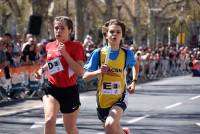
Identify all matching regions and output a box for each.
[44,82,81,113]
[97,100,127,122]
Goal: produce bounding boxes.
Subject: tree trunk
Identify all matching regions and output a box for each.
[31,0,53,39]
[103,0,113,22]
[6,0,22,33]
[133,0,141,46]
[74,0,86,42]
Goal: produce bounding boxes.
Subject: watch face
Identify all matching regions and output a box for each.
[132,80,137,83]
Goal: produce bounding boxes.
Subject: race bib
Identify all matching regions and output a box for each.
[48,57,64,75]
[102,81,121,95]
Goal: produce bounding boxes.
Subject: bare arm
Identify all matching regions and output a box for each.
[132,61,140,80]
[35,63,48,79]
[83,64,109,81]
[62,52,84,77]
[127,61,140,94]
[83,69,101,81]
[59,42,84,77]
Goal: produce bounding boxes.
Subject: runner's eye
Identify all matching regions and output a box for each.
[54,26,65,31]
[109,30,121,34]
[109,30,114,34]
[60,26,65,31]
[54,26,59,31]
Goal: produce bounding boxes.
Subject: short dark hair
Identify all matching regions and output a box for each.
[102,19,126,37]
[188,61,193,67]
[4,33,12,38]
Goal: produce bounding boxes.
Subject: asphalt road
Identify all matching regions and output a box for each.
[0,75,200,134]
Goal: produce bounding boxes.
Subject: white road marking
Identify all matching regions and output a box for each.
[30,96,88,129]
[30,121,44,129]
[189,95,200,100]
[56,117,63,124]
[165,102,182,109]
[0,105,42,116]
[127,115,150,124]
[80,96,87,99]
[30,117,63,129]
[196,122,200,127]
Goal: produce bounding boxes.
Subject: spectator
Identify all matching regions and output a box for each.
[5,43,15,67]
[13,33,23,67]
[83,34,95,59]
[189,55,200,77]
[0,36,12,93]
[13,32,23,55]
[21,34,37,65]
[0,37,7,69]
[35,42,46,65]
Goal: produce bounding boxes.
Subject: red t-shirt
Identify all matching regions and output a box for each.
[46,40,85,88]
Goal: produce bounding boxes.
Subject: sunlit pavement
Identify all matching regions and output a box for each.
[0,75,200,134]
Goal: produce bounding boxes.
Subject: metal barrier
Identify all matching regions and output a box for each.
[0,58,191,102]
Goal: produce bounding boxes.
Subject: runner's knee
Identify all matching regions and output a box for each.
[44,115,56,127]
[65,126,78,134]
[104,117,119,133]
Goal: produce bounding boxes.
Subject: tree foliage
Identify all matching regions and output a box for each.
[0,0,200,45]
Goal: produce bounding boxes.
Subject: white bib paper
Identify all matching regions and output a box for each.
[102,81,121,95]
[48,57,64,75]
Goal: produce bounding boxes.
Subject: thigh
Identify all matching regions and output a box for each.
[106,105,123,124]
[63,108,79,128]
[43,95,60,121]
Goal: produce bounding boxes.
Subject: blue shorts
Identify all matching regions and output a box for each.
[44,82,81,113]
[97,100,127,123]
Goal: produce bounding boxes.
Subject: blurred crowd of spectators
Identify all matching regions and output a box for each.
[0,33,47,69]
[0,32,200,100]
[0,33,49,99]
[1,32,200,80]
[83,34,200,80]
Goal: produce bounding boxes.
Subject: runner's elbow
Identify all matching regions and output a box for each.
[76,69,84,77]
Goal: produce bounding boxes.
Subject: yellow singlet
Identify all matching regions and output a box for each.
[97,47,126,108]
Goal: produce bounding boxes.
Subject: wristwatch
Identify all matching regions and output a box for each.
[132,79,137,83]
[40,67,45,73]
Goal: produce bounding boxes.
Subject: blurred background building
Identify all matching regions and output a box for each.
[0,0,200,48]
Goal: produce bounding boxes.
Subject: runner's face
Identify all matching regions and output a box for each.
[106,24,122,46]
[54,20,71,42]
